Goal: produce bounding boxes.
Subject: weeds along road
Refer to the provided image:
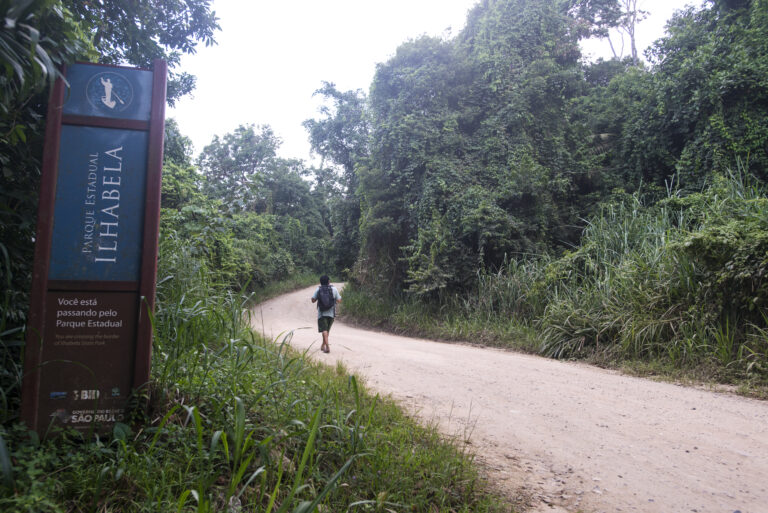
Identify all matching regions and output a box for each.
[252,286,768,513]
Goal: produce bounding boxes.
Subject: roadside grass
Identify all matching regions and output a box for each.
[340,284,538,352]
[605,358,768,399]
[0,244,511,512]
[342,282,768,397]
[0,241,25,426]
[342,168,768,396]
[249,272,319,305]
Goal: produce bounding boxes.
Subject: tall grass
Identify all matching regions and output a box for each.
[0,231,509,512]
[0,242,24,425]
[536,166,768,379]
[537,193,691,359]
[344,166,768,385]
[248,272,318,306]
[341,274,540,352]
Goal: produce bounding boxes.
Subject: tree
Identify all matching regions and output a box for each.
[359,34,463,289]
[194,125,332,272]
[606,0,648,65]
[1,0,219,340]
[197,124,280,209]
[304,82,369,180]
[164,118,194,167]
[161,121,202,210]
[613,0,768,188]
[0,0,91,174]
[65,0,220,105]
[357,0,607,294]
[1,1,91,332]
[303,82,370,271]
[161,161,202,210]
[567,0,622,38]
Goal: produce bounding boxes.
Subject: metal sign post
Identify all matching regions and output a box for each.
[21,60,167,435]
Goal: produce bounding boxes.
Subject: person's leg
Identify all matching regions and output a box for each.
[318,317,327,352]
[325,317,334,352]
[318,317,333,352]
[319,316,334,352]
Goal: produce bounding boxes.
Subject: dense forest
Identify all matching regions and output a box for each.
[3,0,768,407]
[1,0,767,509]
[0,2,512,510]
[315,0,768,381]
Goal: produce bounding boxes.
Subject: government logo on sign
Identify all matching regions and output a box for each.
[86,72,133,113]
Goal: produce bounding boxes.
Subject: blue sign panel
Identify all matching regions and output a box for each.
[62,63,153,121]
[49,126,148,281]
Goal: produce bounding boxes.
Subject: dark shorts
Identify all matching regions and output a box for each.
[318,316,334,333]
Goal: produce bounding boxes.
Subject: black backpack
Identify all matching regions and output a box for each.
[316,285,335,311]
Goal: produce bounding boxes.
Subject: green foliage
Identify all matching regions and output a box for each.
[337,0,768,387]
[341,278,541,352]
[347,170,768,382]
[0,1,91,116]
[0,2,92,415]
[402,209,460,296]
[65,0,220,105]
[348,0,768,309]
[534,167,768,381]
[0,0,220,425]
[303,82,369,271]
[161,161,203,210]
[161,201,297,290]
[247,272,318,306]
[192,124,332,280]
[358,35,466,289]
[0,241,23,422]
[536,192,690,359]
[304,82,369,178]
[607,0,768,187]
[567,0,623,38]
[0,241,508,512]
[671,170,768,326]
[160,121,325,288]
[355,0,613,295]
[164,118,195,167]
[197,124,279,208]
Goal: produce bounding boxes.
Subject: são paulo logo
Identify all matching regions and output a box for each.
[86,72,133,113]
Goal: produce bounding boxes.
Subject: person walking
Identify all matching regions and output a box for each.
[311,275,341,353]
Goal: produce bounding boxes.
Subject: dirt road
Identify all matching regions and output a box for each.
[251,286,768,513]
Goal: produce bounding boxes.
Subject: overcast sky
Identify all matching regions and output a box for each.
[168,0,697,164]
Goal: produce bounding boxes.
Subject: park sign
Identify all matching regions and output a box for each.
[21,61,167,435]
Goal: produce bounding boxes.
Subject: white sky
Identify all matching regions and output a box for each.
[169,0,698,164]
